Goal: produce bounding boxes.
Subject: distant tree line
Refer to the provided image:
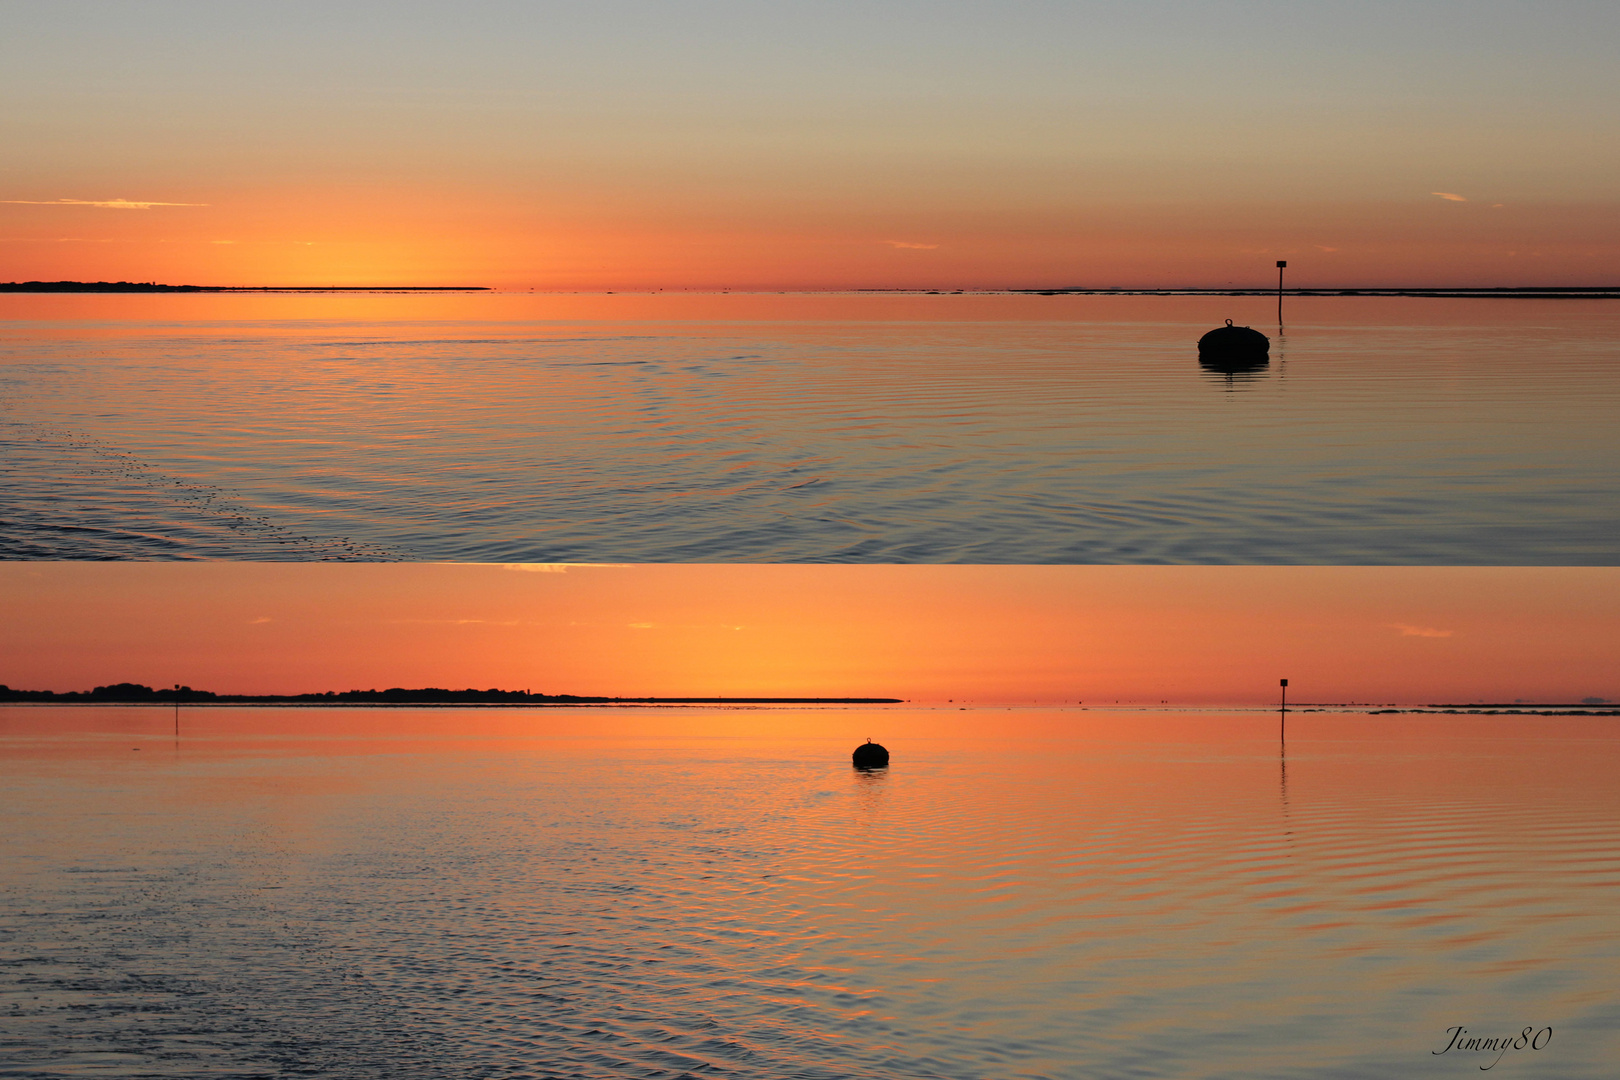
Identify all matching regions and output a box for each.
[0,281,211,292]
[0,683,585,703]
[0,683,900,705]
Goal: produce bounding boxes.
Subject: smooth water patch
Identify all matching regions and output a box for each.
[2,294,1617,562]
[2,706,1617,1078]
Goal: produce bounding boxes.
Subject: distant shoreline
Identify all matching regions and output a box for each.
[3,699,1611,713]
[5,281,1619,298]
[0,700,902,709]
[933,287,1620,299]
[0,686,903,707]
[0,281,489,293]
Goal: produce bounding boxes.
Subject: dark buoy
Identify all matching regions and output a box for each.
[1197,319,1270,367]
[852,739,889,769]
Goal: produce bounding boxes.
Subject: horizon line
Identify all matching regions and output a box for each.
[2,690,1612,712]
[6,281,1620,298]
[9,283,1620,299]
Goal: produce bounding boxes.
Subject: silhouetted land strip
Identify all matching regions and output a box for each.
[1366,702,1616,715]
[1014,287,1620,299]
[1366,709,1618,716]
[1425,701,1612,708]
[0,281,489,293]
[0,683,900,706]
[8,282,1618,297]
[1282,702,1618,716]
[859,287,1620,299]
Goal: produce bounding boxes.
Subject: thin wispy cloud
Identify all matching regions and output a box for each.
[1431,192,1468,202]
[886,241,939,250]
[1393,623,1454,638]
[1,236,312,244]
[0,198,208,210]
[381,617,526,626]
[499,562,626,573]
[564,619,744,631]
[155,238,317,246]
[622,621,748,631]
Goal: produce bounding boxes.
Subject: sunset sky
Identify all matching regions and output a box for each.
[2,564,1614,704]
[4,1,1618,288]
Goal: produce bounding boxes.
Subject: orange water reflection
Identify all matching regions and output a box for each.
[3,705,1616,1077]
[5,293,1617,561]
[7,289,1620,330]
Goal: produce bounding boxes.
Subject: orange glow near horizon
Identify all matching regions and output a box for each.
[1,565,1614,706]
[5,187,1618,290]
[6,6,1619,290]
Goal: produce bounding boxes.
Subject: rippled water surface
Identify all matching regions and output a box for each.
[3,293,1617,561]
[3,705,1617,1079]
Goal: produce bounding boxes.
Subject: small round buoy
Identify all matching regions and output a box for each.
[851,739,889,769]
[1197,319,1270,366]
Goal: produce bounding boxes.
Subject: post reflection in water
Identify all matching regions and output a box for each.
[3,704,1617,1078]
[1279,726,1293,845]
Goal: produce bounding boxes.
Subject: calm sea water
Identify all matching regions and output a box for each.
[3,293,1616,562]
[2,705,1616,1079]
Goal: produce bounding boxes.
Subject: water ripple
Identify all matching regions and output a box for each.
[2,297,1617,561]
[3,708,1618,1077]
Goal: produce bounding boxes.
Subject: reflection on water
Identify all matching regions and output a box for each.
[1198,353,1270,387]
[3,705,1617,1079]
[2,293,1617,562]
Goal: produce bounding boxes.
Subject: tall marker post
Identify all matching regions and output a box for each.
[1279,678,1288,739]
[1276,260,1287,329]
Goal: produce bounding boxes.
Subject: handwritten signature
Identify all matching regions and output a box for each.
[1433,1026,1552,1070]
